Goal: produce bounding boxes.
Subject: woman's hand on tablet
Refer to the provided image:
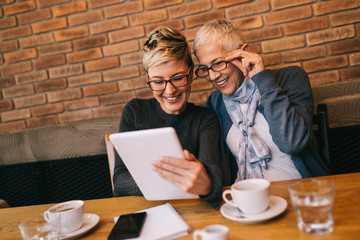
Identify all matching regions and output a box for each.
[151,150,212,196]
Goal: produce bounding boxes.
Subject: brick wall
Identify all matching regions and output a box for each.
[0,0,359,133]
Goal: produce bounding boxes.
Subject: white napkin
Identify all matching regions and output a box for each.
[114,203,190,240]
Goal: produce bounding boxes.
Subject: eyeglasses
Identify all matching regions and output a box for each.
[195,60,229,78]
[147,69,192,91]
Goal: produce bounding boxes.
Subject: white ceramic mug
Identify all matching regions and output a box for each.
[222,179,270,214]
[44,200,84,234]
[193,224,229,240]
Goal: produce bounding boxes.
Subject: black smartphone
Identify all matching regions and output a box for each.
[107,212,147,240]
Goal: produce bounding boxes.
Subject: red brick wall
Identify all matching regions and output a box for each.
[0,0,359,133]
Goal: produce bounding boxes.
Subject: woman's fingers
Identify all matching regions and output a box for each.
[151,154,211,195]
[152,159,197,191]
[229,58,247,76]
[151,162,188,188]
[226,49,265,78]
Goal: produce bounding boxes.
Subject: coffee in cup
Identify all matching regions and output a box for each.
[44,200,84,234]
[222,179,270,214]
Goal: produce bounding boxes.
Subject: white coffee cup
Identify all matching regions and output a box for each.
[44,200,84,234]
[193,224,229,240]
[222,179,270,214]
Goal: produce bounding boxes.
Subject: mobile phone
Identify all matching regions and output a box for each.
[107,212,147,240]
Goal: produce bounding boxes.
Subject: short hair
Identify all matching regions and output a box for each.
[193,19,245,54]
[142,26,193,72]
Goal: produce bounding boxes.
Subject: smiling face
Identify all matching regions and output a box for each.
[148,60,192,115]
[195,43,244,96]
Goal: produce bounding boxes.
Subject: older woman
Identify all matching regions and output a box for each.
[193,19,329,183]
[113,27,230,208]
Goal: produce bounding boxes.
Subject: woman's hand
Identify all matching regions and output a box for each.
[151,150,212,196]
[225,44,265,79]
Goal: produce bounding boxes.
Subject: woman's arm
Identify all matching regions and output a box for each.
[252,66,314,155]
[196,116,227,207]
[113,101,142,197]
[225,47,314,155]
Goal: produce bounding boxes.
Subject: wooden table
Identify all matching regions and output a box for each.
[1,172,360,239]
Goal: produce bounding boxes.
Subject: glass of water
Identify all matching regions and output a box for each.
[288,179,335,234]
[18,214,61,240]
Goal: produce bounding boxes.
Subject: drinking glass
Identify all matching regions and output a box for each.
[18,214,61,240]
[288,179,335,234]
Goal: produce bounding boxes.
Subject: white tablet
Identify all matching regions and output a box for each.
[109,127,199,200]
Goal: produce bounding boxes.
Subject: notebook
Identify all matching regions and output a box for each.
[114,203,190,240]
[109,127,199,200]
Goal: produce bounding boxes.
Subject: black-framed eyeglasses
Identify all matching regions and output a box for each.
[147,69,192,91]
[195,60,229,78]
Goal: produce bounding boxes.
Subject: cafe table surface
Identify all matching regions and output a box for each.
[1,172,360,240]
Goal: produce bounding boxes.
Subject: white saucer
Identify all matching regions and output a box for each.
[220,196,287,224]
[61,213,100,240]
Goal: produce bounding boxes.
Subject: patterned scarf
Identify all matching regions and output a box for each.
[223,77,271,180]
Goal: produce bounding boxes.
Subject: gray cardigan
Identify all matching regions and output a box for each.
[205,66,330,182]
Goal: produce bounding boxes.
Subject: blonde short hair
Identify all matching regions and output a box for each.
[142,26,193,72]
[193,19,245,54]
